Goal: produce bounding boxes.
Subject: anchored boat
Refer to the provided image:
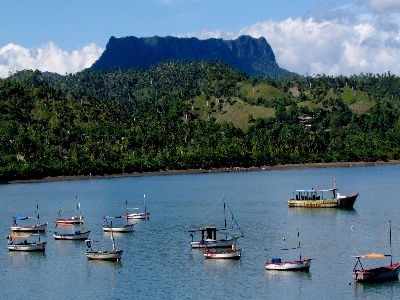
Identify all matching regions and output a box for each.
[353,221,400,283]
[266,231,314,271]
[103,216,134,233]
[11,205,47,232]
[203,201,244,260]
[189,200,238,249]
[55,198,84,225]
[7,233,46,252]
[86,223,123,261]
[288,178,358,208]
[125,193,150,220]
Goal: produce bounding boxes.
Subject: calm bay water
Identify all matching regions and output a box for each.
[1,165,400,299]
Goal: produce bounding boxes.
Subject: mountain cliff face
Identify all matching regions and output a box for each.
[91,35,293,77]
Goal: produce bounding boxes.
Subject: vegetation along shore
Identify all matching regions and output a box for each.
[2,62,400,183]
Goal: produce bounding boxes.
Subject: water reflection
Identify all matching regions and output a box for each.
[352,280,400,298]
[265,269,312,280]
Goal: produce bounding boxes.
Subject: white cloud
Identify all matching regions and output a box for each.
[0,42,103,78]
[368,0,400,12]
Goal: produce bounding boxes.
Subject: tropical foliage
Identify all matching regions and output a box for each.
[1,62,400,181]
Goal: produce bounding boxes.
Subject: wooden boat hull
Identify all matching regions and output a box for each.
[353,263,400,282]
[103,224,134,233]
[11,223,47,232]
[191,238,234,249]
[204,249,241,259]
[53,231,91,240]
[86,250,123,261]
[126,212,150,220]
[265,259,314,271]
[288,193,358,208]
[8,241,47,252]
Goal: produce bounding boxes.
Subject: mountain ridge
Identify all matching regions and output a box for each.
[91,35,293,77]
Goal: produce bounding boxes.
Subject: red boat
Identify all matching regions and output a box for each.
[352,254,400,283]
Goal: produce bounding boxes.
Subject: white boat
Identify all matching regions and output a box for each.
[190,200,241,249]
[53,226,91,240]
[190,229,235,248]
[86,224,123,261]
[265,258,314,271]
[7,233,47,252]
[11,205,48,232]
[203,202,244,260]
[204,241,242,260]
[103,216,134,233]
[266,231,314,271]
[125,194,150,220]
[55,198,84,225]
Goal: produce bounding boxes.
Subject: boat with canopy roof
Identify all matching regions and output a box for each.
[7,233,46,251]
[288,177,358,208]
[11,205,47,232]
[352,221,400,283]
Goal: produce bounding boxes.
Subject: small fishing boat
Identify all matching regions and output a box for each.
[103,216,134,233]
[7,233,46,252]
[203,202,243,259]
[204,240,242,260]
[125,194,150,220]
[352,220,400,283]
[288,177,358,208]
[11,205,47,232]
[86,223,123,261]
[53,229,91,240]
[190,227,235,249]
[53,222,90,240]
[266,231,314,271]
[55,198,84,225]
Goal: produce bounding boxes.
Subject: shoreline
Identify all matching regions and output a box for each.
[6,160,400,184]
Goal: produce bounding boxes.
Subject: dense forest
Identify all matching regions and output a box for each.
[1,61,400,182]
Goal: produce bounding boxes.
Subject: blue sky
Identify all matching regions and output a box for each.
[1,0,400,77]
[1,0,353,50]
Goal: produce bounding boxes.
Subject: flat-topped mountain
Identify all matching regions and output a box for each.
[91,35,293,77]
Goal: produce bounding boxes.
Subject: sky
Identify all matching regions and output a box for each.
[1,0,400,77]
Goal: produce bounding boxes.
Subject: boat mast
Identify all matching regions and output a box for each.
[111,221,116,251]
[144,193,147,214]
[390,220,393,266]
[298,230,302,260]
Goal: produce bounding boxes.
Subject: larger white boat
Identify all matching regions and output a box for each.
[288,178,358,208]
[125,194,150,220]
[190,227,235,249]
[190,200,244,250]
[7,233,47,252]
[11,205,47,232]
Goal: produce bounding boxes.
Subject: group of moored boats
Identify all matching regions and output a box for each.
[189,180,400,284]
[7,180,400,284]
[7,195,150,262]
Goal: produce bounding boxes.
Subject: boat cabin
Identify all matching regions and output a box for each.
[293,189,337,200]
[200,227,217,241]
